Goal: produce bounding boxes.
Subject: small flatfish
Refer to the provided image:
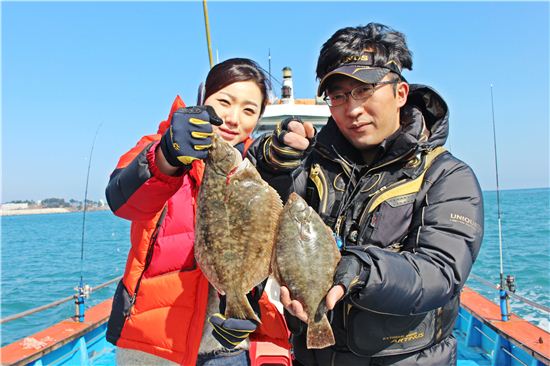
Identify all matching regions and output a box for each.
[273,192,341,348]
[194,135,283,323]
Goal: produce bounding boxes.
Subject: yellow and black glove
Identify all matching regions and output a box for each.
[264,116,313,171]
[208,313,257,349]
[160,106,223,167]
[333,254,369,296]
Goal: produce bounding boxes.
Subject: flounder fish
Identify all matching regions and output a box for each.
[194,135,283,323]
[273,192,341,348]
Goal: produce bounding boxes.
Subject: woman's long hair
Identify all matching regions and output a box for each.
[204,58,271,115]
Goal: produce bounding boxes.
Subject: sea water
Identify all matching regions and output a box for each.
[1,188,549,346]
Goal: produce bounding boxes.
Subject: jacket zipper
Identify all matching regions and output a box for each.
[357,147,445,229]
[348,295,431,316]
[357,178,408,229]
[309,163,329,214]
[334,148,417,236]
[126,206,168,318]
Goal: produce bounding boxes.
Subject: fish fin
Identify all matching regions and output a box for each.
[268,185,284,250]
[314,298,328,323]
[225,292,262,324]
[254,185,284,283]
[307,314,335,349]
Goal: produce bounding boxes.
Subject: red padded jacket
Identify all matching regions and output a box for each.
[105,96,289,365]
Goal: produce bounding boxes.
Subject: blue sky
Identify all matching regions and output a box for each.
[2,1,549,202]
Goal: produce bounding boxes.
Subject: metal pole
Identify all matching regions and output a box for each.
[202,0,214,69]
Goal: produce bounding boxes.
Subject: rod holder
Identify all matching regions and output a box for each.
[74,284,91,322]
[499,287,509,321]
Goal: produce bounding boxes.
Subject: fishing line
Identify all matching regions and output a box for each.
[79,122,103,283]
[258,64,283,87]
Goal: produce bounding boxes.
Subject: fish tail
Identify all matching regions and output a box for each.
[225,292,262,324]
[314,298,328,323]
[307,314,335,349]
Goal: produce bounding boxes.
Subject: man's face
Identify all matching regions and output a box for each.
[326,75,409,152]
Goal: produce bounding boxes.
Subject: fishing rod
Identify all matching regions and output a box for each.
[75,123,103,322]
[202,0,214,69]
[490,84,515,321]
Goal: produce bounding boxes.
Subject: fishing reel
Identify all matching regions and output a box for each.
[75,284,92,298]
[506,275,516,293]
[74,283,91,322]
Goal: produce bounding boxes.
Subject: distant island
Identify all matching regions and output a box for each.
[0,198,109,216]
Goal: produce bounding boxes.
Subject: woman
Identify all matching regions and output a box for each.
[105,58,288,366]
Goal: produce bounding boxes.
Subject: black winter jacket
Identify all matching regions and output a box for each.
[249,84,484,365]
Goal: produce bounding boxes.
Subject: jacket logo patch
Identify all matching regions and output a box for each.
[386,194,415,207]
[450,213,480,231]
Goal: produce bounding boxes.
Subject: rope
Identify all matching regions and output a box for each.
[469,273,550,313]
[0,276,122,324]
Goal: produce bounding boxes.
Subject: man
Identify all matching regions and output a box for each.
[250,23,484,365]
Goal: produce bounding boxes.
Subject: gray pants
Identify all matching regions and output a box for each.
[116,348,250,366]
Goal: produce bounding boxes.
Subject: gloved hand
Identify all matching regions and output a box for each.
[160,106,223,167]
[333,254,368,296]
[208,313,257,349]
[264,116,315,170]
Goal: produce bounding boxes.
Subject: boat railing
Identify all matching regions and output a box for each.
[469,272,550,314]
[0,276,122,324]
[456,308,534,366]
[2,272,548,326]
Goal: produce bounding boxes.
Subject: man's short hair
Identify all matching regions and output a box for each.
[316,23,413,96]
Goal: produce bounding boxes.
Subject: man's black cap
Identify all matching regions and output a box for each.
[317,52,405,96]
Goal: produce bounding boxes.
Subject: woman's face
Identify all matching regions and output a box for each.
[204,81,263,146]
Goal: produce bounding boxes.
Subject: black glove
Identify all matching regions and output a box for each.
[264,116,314,171]
[209,313,257,349]
[333,254,369,296]
[160,106,223,167]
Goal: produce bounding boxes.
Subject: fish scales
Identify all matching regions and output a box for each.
[195,135,283,323]
[274,192,341,348]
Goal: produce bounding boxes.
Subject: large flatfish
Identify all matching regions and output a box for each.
[194,135,283,323]
[273,192,341,348]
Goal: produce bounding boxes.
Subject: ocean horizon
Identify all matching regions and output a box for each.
[1,187,549,346]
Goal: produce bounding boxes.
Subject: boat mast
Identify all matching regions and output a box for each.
[202,0,214,69]
[490,84,514,321]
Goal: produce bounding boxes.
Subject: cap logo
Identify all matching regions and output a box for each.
[343,54,371,64]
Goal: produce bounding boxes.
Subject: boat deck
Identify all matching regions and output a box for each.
[2,287,549,365]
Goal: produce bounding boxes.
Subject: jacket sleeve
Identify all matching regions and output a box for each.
[247,135,309,203]
[105,137,184,221]
[350,154,484,315]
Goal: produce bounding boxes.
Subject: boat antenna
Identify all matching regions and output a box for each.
[490,84,514,321]
[75,122,102,322]
[202,0,214,69]
[269,49,272,88]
